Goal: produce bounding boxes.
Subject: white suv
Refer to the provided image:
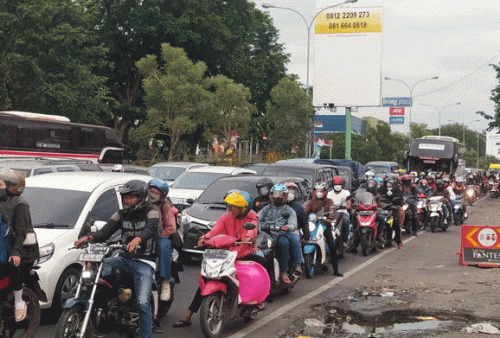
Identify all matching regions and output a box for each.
[23,172,151,309]
[168,166,256,211]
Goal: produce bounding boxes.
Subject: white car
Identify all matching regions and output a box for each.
[149,162,209,185]
[168,166,257,211]
[23,172,152,309]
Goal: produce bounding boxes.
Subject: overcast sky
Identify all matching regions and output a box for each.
[251,0,500,134]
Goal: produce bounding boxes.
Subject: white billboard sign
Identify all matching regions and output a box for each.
[486,129,500,158]
[313,1,383,107]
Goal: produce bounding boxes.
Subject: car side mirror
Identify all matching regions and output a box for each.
[243,222,256,230]
[186,198,195,205]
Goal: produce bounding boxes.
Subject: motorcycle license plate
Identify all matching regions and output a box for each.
[203,249,229,259]
[78,253,105,262]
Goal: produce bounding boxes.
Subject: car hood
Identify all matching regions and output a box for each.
[34,229,70,247]
[168,188,204,202]
[185,202,226,223]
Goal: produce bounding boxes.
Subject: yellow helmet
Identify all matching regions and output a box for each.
[224,190,249,211]
[398,169,405,174]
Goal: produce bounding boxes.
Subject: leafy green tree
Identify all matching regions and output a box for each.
[266,77,314,156]
[411,123,434,139]
[133,43,211,161]
[0,0,113,124]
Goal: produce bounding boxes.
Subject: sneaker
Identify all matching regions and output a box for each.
[443,219,448,225]
[397,243,403,249]
[293,266,302,277]
[160,281,171,302]
[464,212,468,218]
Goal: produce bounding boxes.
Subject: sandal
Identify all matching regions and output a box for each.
[256,302,266,311]
[280,272,291,284]
[173,319,192,328]
[15,303,27,322]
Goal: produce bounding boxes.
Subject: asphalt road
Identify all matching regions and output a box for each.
[36,195,497,338]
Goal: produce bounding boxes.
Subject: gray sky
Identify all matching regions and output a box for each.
[252,0,500,134]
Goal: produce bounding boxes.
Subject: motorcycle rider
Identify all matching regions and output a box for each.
[431,179,453,225]
[0,169,39,322]
[379,176,404,249]
[259,184,302,283]
[305,182,343,276]
[284,182,309,244]
[327,176,351,247]
[453,177,468,218]
[74,180,160,338]
[419,179,433,196]
[254,177,273,212]
[400,174,419,236]
[173,190,264,328]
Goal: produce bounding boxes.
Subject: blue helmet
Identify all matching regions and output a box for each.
[271,184,288,194]
[374,176,383,183]
[148,178,169,197]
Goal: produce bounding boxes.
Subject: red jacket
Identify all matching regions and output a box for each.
[204,211,258,259]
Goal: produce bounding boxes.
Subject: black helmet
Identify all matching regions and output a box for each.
[256,177,273,196]
[119,180,148,212]
[436,179,444,186]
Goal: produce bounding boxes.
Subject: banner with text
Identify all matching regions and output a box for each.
[459,225,500,267]
[389,107,405,116]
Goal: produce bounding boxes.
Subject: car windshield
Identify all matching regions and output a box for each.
[22,187,91,228]
[366,166,391,174]
[197,180,259,204]
[263,167,314,185]
[171,172,228,190]
[150,166,186,181]
[337,169,352,186]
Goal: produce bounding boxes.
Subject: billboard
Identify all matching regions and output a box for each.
[486,129,500,158]
[313,1,383,108]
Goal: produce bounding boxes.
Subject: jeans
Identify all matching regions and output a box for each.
[442,203,449,219]
[105,257,154,338]
[157,237,172,281]
[276,232,302,272]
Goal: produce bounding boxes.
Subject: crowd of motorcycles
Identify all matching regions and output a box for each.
[5,170,496,338]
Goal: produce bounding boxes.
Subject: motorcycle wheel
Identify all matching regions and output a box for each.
[468,197,474,206]
[54,303,93,338]
[200,292,225,338]
[360,231,373,257]
[430,217,437,233]
[303,252,316,279]
[2,287,41,338]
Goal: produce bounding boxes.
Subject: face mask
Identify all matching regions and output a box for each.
[287,191,295,202]
[333,185,342,192]
[0,189,6,199]
[387,184,392,191]
[272,197,284,207]
[149,192,161,203]
[316,191,325,199]
[259,187,269,196]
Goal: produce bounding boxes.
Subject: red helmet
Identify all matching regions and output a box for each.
[332,176,344,186]
[284,182,299,190]
[421,179,428,184]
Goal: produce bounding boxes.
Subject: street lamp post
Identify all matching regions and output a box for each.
[448,118,480,145]
[384,76,438,140]
[420,102,461,136]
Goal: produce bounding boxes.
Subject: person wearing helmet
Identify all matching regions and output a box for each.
[379,176,404,249]
[284,182,309,243]
[75,180,160,338]
[304,182,343,277]
[374,176,384,190]
[453,177,468,218]
[0,169,40,322]
[419,179,432,196]
[254,177,274,212]
[427,174,437,190]
[147,178,178,305]
[327,176,351,248]
[174,190,264,328]
[400,174,420,236]
[259,184,302,284]
[432,179,452,225]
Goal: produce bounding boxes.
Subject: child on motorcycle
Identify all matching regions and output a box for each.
[305,182,344,277]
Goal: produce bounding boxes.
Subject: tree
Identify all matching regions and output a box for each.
[411,123,433,139]
[0,0,113,124]
[205,75,255,149]
[134,43,211,161]
[266,77,314,157]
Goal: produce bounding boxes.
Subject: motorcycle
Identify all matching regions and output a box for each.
[377,202,400,248]
[415,194,429,229]
[0,263,45,338]
[302,210,344,279]
[428,196,448,232]
[402,198,414,235]
[55,242,163,338]
[198,227,270,338]
[465,185,477,205]
[354,191,379,257]
[453,195,465,226]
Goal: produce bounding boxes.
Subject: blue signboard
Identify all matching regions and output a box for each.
[382,97,412,107]
[389,116,405,124]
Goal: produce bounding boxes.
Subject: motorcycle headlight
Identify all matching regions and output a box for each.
[467,190,474,196]
[38,243,55,264]
[308,222,316,232]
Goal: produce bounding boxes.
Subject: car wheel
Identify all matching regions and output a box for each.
[53,267,80,310]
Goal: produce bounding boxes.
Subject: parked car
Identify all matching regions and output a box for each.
[261,163,338,191]
[365,161,399,178]
[168,166,257,211]
[178,175,310,260]
[0,157,103,177]
[240,162,270,175]
[23,172,151,309]
[99,163,151,176]
[148,162,208,184]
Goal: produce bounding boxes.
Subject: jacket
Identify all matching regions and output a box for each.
[258,204,298,232]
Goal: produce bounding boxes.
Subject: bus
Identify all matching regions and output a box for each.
[0,111,123,163]
[405,135,466,175]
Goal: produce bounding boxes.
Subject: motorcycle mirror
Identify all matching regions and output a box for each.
[243,222,256,230]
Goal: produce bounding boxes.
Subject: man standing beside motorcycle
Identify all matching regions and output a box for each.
[305,182,343,277]
[400,174,420,236]
[431,180,453,225]
[75,180,160,338]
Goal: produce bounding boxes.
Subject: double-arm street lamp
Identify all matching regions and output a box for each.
[420,102,461,136]
[262,0,357,96]
[384,76,439,140]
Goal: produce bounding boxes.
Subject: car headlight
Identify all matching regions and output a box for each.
[179,210,193,226]
[38,243,55,264]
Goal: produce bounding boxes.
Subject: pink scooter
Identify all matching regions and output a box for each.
[198,227,270,338]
